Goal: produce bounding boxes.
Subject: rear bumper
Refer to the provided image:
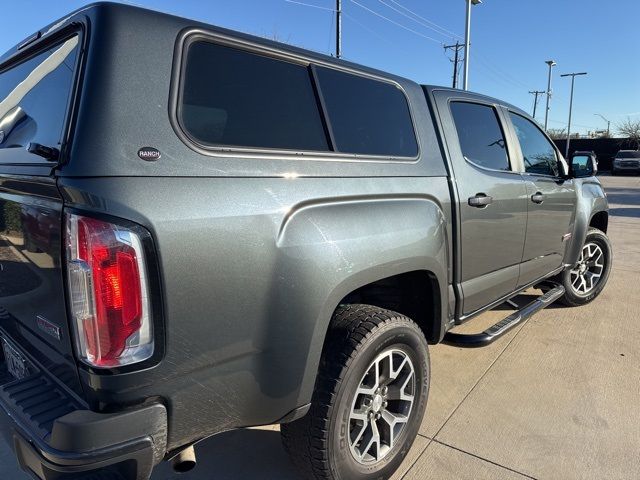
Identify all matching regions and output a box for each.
[0,340,167,480]
[0,403,166,480]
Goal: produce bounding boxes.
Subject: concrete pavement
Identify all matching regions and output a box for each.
[1,174,638,479]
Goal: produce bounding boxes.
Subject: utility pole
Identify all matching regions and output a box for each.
[561,72,588,158]
[529,90,546,119]
[444,42,464,88]
[463,0,482,91]
[336,0,342,58]
[544,60,556,132]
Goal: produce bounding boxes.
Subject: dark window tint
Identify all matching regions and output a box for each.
[450,102,510,171]
[509,113,558,176]
[617,151,640,159]
[315,67,417,157]
[180,41,328,151]
[0,36,79,159]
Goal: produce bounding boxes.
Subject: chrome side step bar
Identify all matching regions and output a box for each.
[443,284,565,348]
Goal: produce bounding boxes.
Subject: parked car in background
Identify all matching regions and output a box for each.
[612,150,640,175]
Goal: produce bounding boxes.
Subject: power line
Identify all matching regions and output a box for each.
[475,54,532,90]
[378,0,459,41]
[344,13,394,45]
[548,119,597,130]
[386,0,463,40]
[328,5,335,53]
[350,0,443,45]
[284,0,335,12]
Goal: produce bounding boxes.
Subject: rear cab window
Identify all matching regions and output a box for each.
[176,37,418,159]
[449,101,510,171]
[0,35,79,164]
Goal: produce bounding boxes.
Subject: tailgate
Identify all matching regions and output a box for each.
[0,32,84,396]
[0,178,83,397]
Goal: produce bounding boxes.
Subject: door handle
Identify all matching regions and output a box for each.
[531,192,545,204]
[468,193,493,208]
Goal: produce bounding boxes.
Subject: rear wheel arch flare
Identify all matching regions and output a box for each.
[333,270,442,344]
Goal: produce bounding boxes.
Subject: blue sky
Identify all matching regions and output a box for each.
[1,0,637,135]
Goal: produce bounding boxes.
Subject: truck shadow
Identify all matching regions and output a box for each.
[151,429,298,480]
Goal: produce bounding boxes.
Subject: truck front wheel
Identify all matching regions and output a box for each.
[281,304,429,480]
[558,227,612,306]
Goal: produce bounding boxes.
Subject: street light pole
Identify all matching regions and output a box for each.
[561,72,588,158]
[544,60,556,132]
[336,0,342,58]
[595,113,611,136]
[463,0,482,91]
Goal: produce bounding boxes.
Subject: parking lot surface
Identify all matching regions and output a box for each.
[1,174,638,479]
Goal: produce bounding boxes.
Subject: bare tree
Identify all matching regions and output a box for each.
[616,117,640,149]
[546,128,567,140]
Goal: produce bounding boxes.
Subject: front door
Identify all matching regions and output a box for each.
[507,112,576,287]
[433,93,528,316]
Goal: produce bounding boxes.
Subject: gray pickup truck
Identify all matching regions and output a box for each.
[0,4,611,480]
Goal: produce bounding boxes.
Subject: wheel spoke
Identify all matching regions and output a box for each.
[381,409,408,428]
[380,410,408,450]
[571,273,582,289]
[350,417,369,448]
[359,421,381,462]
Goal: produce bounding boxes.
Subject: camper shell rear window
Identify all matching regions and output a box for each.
[0,35,80,163]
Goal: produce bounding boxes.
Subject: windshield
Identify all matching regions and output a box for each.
[616,151,640,159]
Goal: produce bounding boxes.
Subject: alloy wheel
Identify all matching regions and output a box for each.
[348,348,415,465]
[569,242,605,295]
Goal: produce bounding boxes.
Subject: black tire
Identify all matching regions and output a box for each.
[281,304,429,480]
[557,227,612,307]
[610,169,617,176]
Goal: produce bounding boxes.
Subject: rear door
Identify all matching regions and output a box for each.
[506,111,576,287]
[432,91,528,316]
[0,34,83,395]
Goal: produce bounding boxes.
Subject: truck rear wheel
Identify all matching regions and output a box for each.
[281,304,429,480]
[558,227,612,306]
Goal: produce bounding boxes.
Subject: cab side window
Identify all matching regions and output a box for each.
[509,112,559,177]
[450,102,510,171]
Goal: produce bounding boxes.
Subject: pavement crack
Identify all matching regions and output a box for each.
[431,439,538,479]
[398,435,432,480]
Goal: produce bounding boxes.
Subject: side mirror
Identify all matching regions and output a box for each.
[570,153,597,178]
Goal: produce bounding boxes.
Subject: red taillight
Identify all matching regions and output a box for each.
[66,213,153,367]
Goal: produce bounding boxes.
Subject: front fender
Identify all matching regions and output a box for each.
[564,177,608,266]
